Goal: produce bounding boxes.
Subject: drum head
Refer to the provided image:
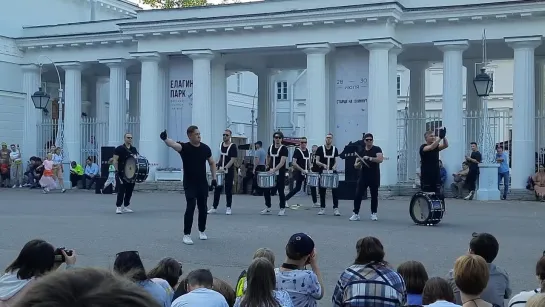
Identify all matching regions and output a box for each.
[124,157,136,180]
[409,194,431,225]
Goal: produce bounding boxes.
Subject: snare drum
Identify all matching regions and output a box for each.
[320,171,339,189]
[206,171,225,187]
[257,172,276,189]
[123,156,149,183]
[409,191,445,225]
[306,172,320,187]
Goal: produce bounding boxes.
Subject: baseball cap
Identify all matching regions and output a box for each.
[286,233,315,259]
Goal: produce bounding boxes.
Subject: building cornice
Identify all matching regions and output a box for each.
[16,32,134,50]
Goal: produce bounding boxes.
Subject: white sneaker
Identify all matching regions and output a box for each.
[318,208,325,215]
[371,213,378,221]
[18,185,22,188]
[208,208,217,214]
[183,235,194,245]
[260,207,271,215]
[226,208,232,215]
[122,206,133,213]
[278,209,286,216]
[12,185,16,188]
[116,207,123,214]
[334,209,341,216]
[464,191,474,200]
[349,213,361,221]
[199,232,208,240]
[312,203,320,208]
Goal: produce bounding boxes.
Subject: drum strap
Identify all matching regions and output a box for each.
[296,148,310,171]
[321,145,336,169]
[219,142,233,169]
[269,145,284,170]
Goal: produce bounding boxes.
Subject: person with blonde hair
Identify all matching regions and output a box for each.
[39,153,57,193]
[236,248,276,298]
[526,294,545,307]
[509,253,545,307]
[453,254,496,307]
[52,147,66,192]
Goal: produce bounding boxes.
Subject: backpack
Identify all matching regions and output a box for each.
[235,270,247,298]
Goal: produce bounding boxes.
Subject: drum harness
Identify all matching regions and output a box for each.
[269,144,284,175]
[296,147,310,173]
[321,145,336,171]
[219,142,234,173]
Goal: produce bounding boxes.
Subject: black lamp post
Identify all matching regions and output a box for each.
[31,87,51,110]
[473,68,493,97]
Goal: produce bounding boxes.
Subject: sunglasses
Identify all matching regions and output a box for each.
[223,134,230,137]
[274,136,281,139]
[116,250,139,258]
[365,139,373,142]
[300,141,307,144]
[126,137,132,139]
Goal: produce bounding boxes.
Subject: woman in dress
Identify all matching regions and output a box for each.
[532,164,545,201]
[52,147,66,192]
[39,153,57,193]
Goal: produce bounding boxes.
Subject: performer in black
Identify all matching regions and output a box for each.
[285,137,310,210]
[261,131,289,216]
[351,133,384,222]
[464,142,482,200]
[314,133,340,216]
[112,133,138,214]
[420,129,448,203]
[209,129,238,215]
[160,126,217,245]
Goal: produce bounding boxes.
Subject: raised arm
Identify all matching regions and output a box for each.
[439,137,449,151]
[423,138,441,152]
[160,130,182,152]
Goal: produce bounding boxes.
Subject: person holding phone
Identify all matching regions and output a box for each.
[420,128,448,203]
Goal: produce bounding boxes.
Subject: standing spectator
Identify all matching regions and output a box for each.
[422,277,459,307]
[69,161,84,189]
[496,146,510,200]
[252,141,266,196]
[0,142,11,187]
[52,147,66,193]
[9,144,23,188]
[397,260,429,306]
[83,157,99,189]
[508,252,545,307]
[464,142,482,200]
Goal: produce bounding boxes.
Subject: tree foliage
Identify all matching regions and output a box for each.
[141,0,208,9]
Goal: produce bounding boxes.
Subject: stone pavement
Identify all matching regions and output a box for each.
[0,189,543,306]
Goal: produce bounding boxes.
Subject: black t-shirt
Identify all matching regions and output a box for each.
[267,145,289,175]
[314,145,339,173]
[217,142,238,172]
[178,142,212,187]
[469,150,482,172]
[292,148,310,172]
[359,145,383,178]
[419,143,440,184]
[114,144,138,177]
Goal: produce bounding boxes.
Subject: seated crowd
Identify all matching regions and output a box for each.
[1,233,544,307]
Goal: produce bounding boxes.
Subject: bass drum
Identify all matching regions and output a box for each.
[123,156,150,183]
[409,191,445,226]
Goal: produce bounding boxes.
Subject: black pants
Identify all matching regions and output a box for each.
[353,176,379,214]
[252,165,266,194]
[264,174,286,209]
[116,177,135,208]
[213,170,234,208]
[84,174,97,189]
[242,173,253,194]
[184,185,208,235]
[69,173,81,188]
[319,186,339,209]
[466,170,479,191]
[422,182,445,203]
[285,172,305,201]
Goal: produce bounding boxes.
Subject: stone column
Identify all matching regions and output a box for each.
[386,47,402,186]
[99,59,127,147]
[464,60,481,147]
[404,61,429,179]
[158,62,169,166]
[298,43,331,148]
[256,70,273,146]
[95,77,109,147]
[507,36,542,189]
[535,60,545,153]
[60,62,82,165]
[211,60,227,154]
[86,78,97,118]
[134,52,161,180]
[183,50,214,144]
[21,64,41,163]
[128,74,141,118]
[434,40,468,182]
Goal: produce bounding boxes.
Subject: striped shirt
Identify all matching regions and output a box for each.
[508,289,541,307]
[332,263,406,307]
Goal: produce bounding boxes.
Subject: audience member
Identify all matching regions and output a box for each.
[69,161,84,188]
[12,268,162,307]
[236,247,276,298]
[235,257,293,307]
[83,157,99,189]
[147,257,183,303]
[422,277,459,307]
[171,269,228,307]
[454,254,496,307]
[526,294,545,307]
[332,236,406,307]
[509,252,545,307]
[212,278,236,307]
[398,260,429,306]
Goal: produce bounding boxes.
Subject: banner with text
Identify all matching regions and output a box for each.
[333,46,369,171]
[168,56,193,168]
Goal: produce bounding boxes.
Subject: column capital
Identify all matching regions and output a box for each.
[182,49,215,60]
[96,76,110,83]
[389,47,403,56]
[57,61,82,70]
[297,43,331,54]
[434,40,469,51]
[403,61,430,71]
[505,35,542,49]
[359,37,401,51]
[99,58,128,68]
[130,52,162,62]
[21,64,40,73]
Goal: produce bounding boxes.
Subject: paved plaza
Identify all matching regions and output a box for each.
[0,189,543,306]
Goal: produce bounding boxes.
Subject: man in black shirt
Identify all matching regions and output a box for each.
[314,133,340,216]
[419,129,449,202]
[285,137,311,209]
[350,133,384,222]
[161,126,217,245]
[208,129,238,215]
[464,142,482,200]
[113,133,139,214]
[261,131,289,216]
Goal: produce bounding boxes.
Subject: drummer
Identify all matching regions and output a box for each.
[285,137,311,210]
[112,132,138,214]
[209,129,238,215]
[420,129,448,203]
[261,131,289,216]
[314,133,340,216]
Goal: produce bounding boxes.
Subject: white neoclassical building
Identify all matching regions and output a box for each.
[2,0,545,190]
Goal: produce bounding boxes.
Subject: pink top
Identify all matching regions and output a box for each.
[43,160,53,171]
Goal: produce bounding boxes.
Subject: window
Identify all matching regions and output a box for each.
[236,73,242,93]
[276,81,288,100]
[396,75,401,96]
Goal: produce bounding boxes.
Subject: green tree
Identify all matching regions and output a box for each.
[141,0,207,9]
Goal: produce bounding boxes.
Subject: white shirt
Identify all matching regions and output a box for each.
[426,300,462,307]
[508,289,541,307]
[171,288,229,307]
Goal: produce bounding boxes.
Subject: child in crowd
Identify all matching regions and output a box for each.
[39,153,57,194]
[235,247,276,297]
[101,158,116,194]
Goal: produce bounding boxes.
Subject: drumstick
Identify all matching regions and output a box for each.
[355,153,370,168]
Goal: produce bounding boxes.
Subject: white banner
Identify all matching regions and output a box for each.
[333,46,369,171]
[168,56,193,168]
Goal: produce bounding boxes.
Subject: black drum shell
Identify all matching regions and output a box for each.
[409,192,444,226]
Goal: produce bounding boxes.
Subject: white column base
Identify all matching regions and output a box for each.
[62,161,73,189]
[475,164,500,201]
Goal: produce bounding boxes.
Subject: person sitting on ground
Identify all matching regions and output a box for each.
[526,294,545,307]
[171,269,229,307]
[446,232,511,307]
[276,233,324,307]
[532,165,545,201]
[12,268,162,307]
[69,161,84,189]
[508,252,545,307]
[147,257,183,303]
[235,257,293,307]
[0,239,76,307]
[422,277,459,307]
[453,254,498,307]
[236,247,276,298]
[332,236,406,307]
[174,276,235,306]
[113,251,170,307]
[397,260,429,306]
[451,162,469,199]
